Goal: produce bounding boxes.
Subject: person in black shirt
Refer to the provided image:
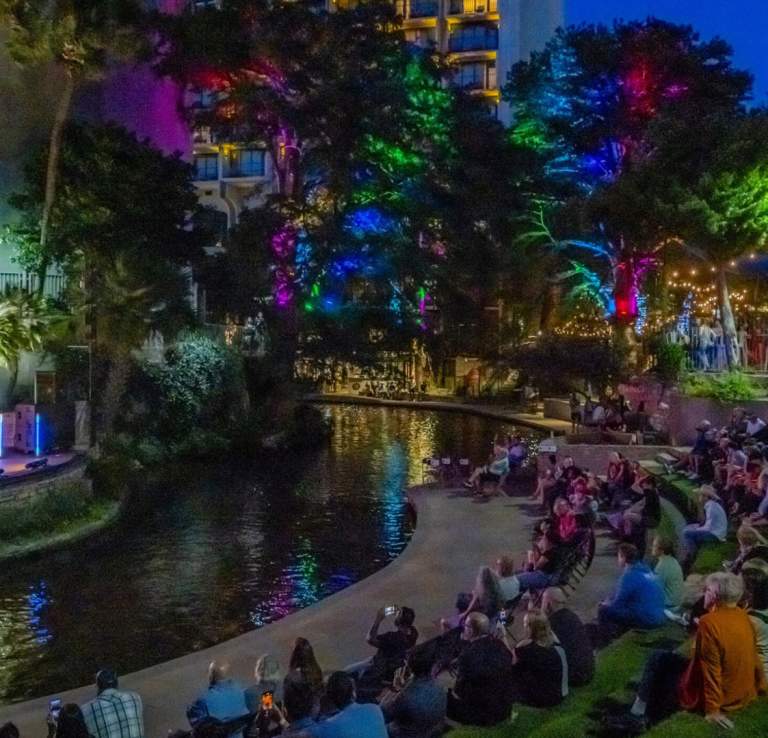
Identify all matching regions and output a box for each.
[447,613,515,726]
[542,587,594,687]
[347,606,419,687]
[509,610,568,707]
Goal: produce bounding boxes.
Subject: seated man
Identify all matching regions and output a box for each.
[681,486,728,572]
[446,613,515,727]
[614,572,766,730]
[348,606,418,689]
[542,587,594,687]
[279,674,317,736]
[313,672,387,738]
[598,543,666,633]
[381,649,446,738]
[81,669,144,738]
[187,662,249,737]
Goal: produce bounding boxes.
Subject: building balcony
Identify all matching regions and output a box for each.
[193,148,268,183]
[448,33,498,52]
[449,0,497,14]
[395,0,439,19]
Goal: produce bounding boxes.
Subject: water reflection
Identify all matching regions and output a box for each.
[0,404,540,704]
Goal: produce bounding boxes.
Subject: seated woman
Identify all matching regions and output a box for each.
[517,526,567,593]
[724,525,768,575]
[607,477,661,543]
[452,565,506,625]
[600,451,634,508]
[551,497,579,544]
[504,610,568,708]
[464,434,509,496]
[531,454,559,505]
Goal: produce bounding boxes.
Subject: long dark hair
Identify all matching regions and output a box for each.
[55,705,91,738]
[289,637,323,693]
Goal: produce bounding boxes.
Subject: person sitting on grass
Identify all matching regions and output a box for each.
[597,543,666,637]
[651,536,684,612]
[506,610,568,708]
[680,485,728,573]
[464,434,509,495]
[446,613,515,727]
[742,561,768,680]
[724,525,768,575]
[611,572,766,731]
[380,648,446,738]
[542,587,594,687]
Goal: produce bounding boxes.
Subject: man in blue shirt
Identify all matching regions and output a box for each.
[312,672,387,738]
[187,662,250,737]
[598,543,666,631]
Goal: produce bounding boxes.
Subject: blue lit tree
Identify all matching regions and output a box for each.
[506,20,751,331]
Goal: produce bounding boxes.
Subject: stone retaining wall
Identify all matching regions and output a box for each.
[0,458,89,506]
[537,441,671,475]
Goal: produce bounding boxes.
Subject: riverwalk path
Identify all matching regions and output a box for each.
[306,393,573,435]
[2,483,616,737]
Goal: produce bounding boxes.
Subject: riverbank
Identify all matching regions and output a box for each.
[305,393,572,434]
[0,497,122,562]
[0,479,617,736]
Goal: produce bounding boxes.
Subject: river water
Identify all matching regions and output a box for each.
[0,404,541,704]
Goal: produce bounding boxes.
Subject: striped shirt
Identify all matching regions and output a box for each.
[81,688,144,738]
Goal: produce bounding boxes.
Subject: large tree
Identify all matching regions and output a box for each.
[8,122,203,435]
[0,0,146,291]
[506,20,751,333]
[156,0,462,364]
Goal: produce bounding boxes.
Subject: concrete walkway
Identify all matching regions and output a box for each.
[2,482,617,737]
[306,393,573,435]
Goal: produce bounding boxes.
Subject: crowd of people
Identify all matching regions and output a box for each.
[6,414,768,738]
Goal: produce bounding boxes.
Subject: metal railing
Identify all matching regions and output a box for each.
[449,0,497,14]
[0,273,67,299]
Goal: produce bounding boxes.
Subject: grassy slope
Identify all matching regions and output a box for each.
[450,465,766,737]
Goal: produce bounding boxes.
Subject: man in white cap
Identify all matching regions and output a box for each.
[680,485,728,573]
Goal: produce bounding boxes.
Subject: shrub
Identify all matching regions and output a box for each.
[681,371,758,402]
[0,481,94,542]
[650,339,686,383]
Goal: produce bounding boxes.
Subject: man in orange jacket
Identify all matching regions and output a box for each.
[609,572,765,732]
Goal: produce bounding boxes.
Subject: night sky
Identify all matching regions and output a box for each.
[567,0,768,103]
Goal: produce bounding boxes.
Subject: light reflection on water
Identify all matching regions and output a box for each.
[0,404,541,704]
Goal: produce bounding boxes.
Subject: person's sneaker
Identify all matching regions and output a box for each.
[601,712,648,736]
[664,608,690,627]
[462,481,473,489]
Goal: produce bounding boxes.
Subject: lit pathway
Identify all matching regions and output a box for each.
[306,393,573,435]
[1,485,615,737]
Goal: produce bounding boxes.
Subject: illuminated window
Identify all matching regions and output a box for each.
[455,61,496,90]
[223,148,266,178]
[405,28,437,49]
[448,23,498,52]
[194,153,219,180]
[409,0,439,18]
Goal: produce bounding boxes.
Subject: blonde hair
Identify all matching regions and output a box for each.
[737,525,767,548]
[255,654,281,683]
[525,610,555,648]
[705,572,744,606]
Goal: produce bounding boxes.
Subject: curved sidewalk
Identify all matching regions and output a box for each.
[2,486,615,737]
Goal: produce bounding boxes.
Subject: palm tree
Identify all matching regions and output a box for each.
[0,0,144,291]
[89,256,190,438]
[0,288,60,400]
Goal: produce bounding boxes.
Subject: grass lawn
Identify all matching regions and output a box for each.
[448,494,768,737]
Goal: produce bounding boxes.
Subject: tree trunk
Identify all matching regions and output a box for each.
[716,265,739,368]
[37,67,76,295]
[101,350,131,439]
